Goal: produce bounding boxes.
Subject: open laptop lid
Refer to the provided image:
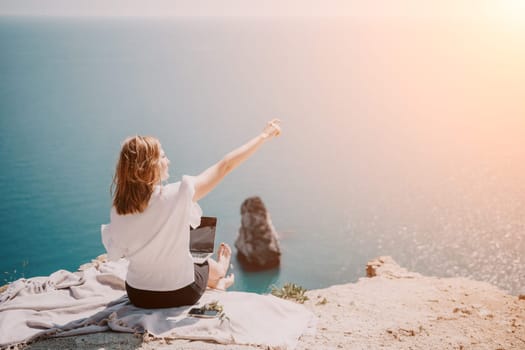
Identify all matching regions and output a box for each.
[190,216,217,253]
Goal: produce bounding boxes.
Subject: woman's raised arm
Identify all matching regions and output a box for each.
[191,119,281,202]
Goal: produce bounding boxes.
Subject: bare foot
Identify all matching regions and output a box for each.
[215,273,235,291]
[217,243,232,276]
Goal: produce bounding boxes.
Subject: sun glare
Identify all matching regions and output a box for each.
[490,1,525,22]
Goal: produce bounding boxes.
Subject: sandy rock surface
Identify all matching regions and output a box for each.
[297,256,525,349]
[26,256,525,350]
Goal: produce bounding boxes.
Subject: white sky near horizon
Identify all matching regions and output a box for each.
[0,0,524,18]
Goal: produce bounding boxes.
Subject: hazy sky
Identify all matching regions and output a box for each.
[0,0,521,18]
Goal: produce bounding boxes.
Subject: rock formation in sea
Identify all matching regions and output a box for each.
[234,196,281,271]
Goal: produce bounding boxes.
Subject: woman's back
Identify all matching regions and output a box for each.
[102,177,202,291]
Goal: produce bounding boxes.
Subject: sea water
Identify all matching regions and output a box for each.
[0,16,523,294]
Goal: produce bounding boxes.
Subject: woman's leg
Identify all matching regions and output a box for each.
[207,243,235,290]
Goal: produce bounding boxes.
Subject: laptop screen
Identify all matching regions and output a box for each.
[190,217,217,253]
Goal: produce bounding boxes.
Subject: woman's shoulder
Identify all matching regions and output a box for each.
[154,175,197,202]
[164,175,197,193]
[156,181,181,198]
[179,175,198,197]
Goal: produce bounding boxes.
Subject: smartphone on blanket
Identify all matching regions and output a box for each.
[188,307,220,318]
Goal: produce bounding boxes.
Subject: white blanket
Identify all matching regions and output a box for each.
[0,258,316,349]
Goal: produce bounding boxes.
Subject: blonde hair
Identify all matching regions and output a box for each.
[111,135,162,215]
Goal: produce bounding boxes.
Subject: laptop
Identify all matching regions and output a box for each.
[190,216,217,264]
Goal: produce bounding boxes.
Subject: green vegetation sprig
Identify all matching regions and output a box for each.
[203,300,223,313]
[271,283,309,304]
[202,301,230,324]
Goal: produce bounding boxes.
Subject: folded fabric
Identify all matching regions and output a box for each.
[0,258,316,349]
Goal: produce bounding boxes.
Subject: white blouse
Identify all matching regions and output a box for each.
[101,175,202,291]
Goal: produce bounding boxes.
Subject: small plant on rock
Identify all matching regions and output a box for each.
[271,283,309,304]
[204,300,224,313]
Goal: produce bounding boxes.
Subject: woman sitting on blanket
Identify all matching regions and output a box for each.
[101,119,282,309]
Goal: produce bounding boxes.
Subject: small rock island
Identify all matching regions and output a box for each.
[235,196,281,271]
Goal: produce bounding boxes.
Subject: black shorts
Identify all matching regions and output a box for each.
[125,262,209,309]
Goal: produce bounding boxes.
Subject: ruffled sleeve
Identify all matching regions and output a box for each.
[180,175,203,228]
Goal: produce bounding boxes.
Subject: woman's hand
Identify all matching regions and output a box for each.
[193,119,282,201]
[261,119,282,139]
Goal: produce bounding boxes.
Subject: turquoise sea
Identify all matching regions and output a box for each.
[0,16,523,294]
